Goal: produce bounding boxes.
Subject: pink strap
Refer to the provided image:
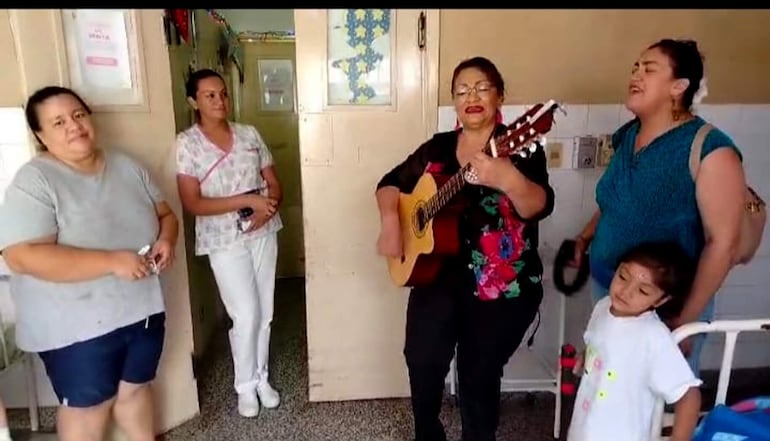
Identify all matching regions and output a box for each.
[200,151,232,185]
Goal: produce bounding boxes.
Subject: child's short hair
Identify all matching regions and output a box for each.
[617,242,696,319]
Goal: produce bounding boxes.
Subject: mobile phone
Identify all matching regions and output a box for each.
[137,245,159,274]
[237,189,259,219]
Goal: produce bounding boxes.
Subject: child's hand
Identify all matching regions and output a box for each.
[573,351,585,376]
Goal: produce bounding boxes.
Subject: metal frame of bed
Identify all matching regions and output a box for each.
[650,318,770,440]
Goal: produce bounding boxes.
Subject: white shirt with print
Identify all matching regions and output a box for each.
[567,296,702,441]
[175,122,283,256]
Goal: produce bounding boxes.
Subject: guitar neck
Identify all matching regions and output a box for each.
[419,100,561,224]
[422,164,472,221]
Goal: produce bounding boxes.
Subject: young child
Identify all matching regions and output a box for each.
[567,242,702,441]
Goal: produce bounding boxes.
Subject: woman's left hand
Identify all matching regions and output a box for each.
[150,238,175,272]
[466,152,514,190]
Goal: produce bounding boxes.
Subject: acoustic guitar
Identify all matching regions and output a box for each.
[387,100,564,287]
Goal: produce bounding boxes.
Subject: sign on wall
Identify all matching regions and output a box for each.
[60,9,148,111]
[258,58,295,113]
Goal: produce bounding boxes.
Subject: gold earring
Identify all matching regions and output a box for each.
[671,97,681,121]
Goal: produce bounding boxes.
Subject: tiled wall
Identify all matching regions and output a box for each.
[0,107,34,323]
[0,107,60,408]
[438,103,770,370]
[0,107,33,203]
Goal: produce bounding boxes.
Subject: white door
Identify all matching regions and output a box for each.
[295,9,439,401]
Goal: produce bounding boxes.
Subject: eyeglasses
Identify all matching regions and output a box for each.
[453,83,496,101]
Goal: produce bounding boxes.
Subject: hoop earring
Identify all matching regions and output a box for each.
[671,97,681,121]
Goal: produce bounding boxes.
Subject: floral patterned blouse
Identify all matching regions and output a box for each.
[175,122,283,256]
[376,125,554,301]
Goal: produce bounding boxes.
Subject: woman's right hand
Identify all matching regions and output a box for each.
[240,194,279,233]
[568,236,590,268]
[377,215,403,258]
[244,194,278,219]
[110,251,153,280]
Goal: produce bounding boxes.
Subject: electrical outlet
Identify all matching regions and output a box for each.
[597,134,614,167]
[546,142,563,168]
[574,136,598,169]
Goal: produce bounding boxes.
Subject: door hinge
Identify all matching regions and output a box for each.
[417,12,426,50]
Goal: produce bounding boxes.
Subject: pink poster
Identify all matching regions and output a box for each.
[74,10,133,90]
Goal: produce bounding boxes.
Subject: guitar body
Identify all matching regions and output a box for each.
[388,172,463,287]
[384,99,563,288]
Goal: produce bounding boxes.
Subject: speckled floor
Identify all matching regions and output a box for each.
[159,278,559,441]
[10,278,769,441]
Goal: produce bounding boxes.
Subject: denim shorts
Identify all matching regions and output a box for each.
[38,312,166,408]
[590,278,714,375]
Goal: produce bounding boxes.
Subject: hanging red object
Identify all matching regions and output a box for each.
[171,9,190,43]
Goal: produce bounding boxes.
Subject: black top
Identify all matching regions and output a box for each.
[377,124,555,301]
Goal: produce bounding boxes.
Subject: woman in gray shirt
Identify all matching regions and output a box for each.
[0,86,178,441]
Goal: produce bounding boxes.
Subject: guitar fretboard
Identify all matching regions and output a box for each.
[422,163,472,222]
[416,100,559,228]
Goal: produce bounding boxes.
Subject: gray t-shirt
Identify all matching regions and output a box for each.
[0,150,166,352]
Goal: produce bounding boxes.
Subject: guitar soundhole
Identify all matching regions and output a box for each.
[412,203,428,238]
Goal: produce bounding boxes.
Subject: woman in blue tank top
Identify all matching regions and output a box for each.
[571,39,746,374]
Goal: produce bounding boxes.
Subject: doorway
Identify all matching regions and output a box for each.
[163,9,441,434]
[164,7,306,411]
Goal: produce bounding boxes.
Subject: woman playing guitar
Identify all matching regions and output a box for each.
[375,56,555,441]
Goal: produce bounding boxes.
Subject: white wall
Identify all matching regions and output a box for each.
[438,103,770,370]
[218,9,294,34]
[0,107,61,407]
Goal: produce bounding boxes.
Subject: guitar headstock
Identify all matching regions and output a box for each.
[489,100,565,159]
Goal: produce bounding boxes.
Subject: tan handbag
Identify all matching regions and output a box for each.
[689,123,767,264]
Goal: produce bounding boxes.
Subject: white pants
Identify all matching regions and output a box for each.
[208,233,278,395]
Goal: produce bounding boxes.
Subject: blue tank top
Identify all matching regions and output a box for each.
[589,116,742,289]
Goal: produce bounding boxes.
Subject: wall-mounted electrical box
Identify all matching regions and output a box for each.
[597,134,614,167]
[574,136,598,169]
[546,142,564,168]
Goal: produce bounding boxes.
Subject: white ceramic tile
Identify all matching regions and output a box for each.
[552,104,588,138]
[539,201,583,251]
[715,285,770,318]
[731,132,766,163]
[586,104,621,135]
[437,106,457,132]
[618,105,634,124]
[0,107,28,145]
[548,170,584,205]
[723,255,770,287]
[0,142,33,181]
[501,105,528,125]
[694,104,742,135]
[736,104,770,136]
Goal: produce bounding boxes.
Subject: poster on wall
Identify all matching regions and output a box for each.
[326,9,394,106]
[258,59,295,112]
[61,9,147,110]
[75,10,132,89]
